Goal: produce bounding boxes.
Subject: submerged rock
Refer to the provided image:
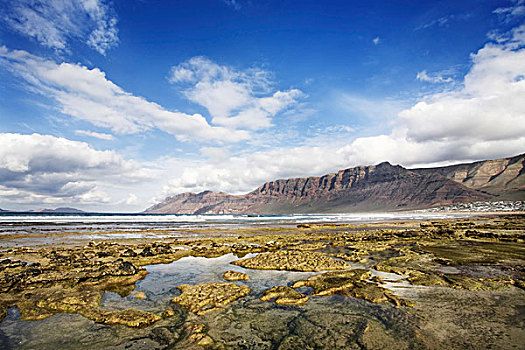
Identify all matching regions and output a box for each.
[292,269,370,296]
[260,286,308,305]
[179,322,214,347]
[11,278,161,328]
[172,282,251,315]
[222,270,249,281]
[231,250,348,272]
[0,214,523,348]
[375,245,519,291]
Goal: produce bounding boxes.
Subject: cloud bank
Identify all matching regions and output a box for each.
[0,47,249,142]
[0,133,148,206]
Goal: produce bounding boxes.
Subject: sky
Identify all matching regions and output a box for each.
[0,0,524,212]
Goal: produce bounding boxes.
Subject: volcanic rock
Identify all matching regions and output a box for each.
[260,286,308,305]
[172,283,251,315]
[222,270,249,281]
[231,250,348,272]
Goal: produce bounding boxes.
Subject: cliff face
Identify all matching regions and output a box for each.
[412,153,525,200]
[146,191,246,215]
[147,161,494,214]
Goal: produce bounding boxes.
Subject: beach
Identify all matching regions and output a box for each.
[0,212,523,349]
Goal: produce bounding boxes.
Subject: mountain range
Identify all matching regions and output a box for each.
[146,153,525,214]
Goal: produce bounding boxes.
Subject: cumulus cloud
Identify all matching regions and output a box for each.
[160,24,525,197]
[0,47,249,142]
[0,133,148,206]
[169,56,303,130]
[404,25,525,143]
[1,0,118,54]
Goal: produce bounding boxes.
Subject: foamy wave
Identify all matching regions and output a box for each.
[0,212,469,224]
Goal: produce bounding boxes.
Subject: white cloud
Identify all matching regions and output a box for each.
[0,133,149,207]
[87,17,118,55]
[75,130,115,140]
[493,0,525,21]
[373,36,380,45]
[161,132,525,198]
[0,47,250,143]
[415,15,452,31]
[200,146,231,162]
[125,193,138,205]
[404,26,525,143]
[2,0,118,54]
[0,133,121,173]
[169,56,303,130]
[159,24,525,198]
[416,70,454,83]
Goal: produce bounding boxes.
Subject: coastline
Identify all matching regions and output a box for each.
[0,213,523,349]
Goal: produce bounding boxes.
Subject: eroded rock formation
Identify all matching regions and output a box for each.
[146,155,524,214]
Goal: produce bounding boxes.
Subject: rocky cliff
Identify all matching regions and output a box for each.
[412,153,525,200]
[147,160,500,214]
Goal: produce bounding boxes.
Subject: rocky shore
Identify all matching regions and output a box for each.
[0,214,523,349]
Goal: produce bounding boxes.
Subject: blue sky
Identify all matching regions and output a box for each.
[0,0,524,211]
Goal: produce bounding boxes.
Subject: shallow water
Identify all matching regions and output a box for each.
[0,212,471,224]
[1,212,522,349]
[0,252,325,349]
[1,250,523,350]
[0,256,411,349]
[101,253,319,312]
[0,212,476,249]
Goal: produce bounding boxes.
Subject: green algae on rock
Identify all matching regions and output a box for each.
[292,269,370,296]
[292,269,410,306]
[0,243,169,327]
[231,250,348,272]
[222,270,249,281]
[8,279,161,327]
[381,265,515,291]
[260,286,309,306]
[374,242,520,291]
[172,282,251,316]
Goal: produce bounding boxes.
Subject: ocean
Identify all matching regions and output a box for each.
[0,211,474,247]
[0,211,471,225]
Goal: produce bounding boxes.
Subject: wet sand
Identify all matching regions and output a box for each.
[0,214,524,349]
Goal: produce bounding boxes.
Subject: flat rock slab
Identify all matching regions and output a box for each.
[260,286,308,305]
[222,270,249,281]
[172,283,251,315]
[231,250,348,272]
[292,269,409,307]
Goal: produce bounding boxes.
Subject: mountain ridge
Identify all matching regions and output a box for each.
[412,153,525,200]
[146,154,525,214]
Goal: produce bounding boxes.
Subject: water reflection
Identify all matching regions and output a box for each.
[101,253,319,312]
